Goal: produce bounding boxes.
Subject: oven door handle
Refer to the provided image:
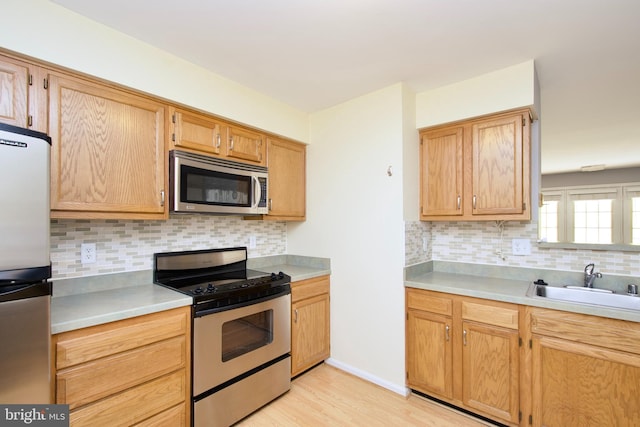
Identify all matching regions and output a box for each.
[252,176,261,209]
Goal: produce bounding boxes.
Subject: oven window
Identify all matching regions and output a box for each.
[182,165,252,207]
[221,309,273,362]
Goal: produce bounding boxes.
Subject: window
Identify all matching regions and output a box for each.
[633,197,640,244]
[541,183,638,246]
[572,199,612,244]
[624,185,640,245]
[538,191,562,243]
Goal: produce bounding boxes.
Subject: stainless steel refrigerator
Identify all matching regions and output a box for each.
[0,123,52,404]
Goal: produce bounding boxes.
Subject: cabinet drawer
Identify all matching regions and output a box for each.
[406,289,452,316]
[291,275,330,303]
[56,307,189,369]
[461,300,518,329]
[531,307,640,355]
[134,403,186,427]
[69,370,186,427]
[57,336,186,409]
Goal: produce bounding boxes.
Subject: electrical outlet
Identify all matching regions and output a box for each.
[81,243,97,264]
[249,236,257,249]
[512,239,531,256]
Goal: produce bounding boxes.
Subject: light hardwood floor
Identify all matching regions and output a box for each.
[237,364,495,426]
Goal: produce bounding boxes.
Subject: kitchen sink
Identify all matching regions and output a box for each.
[527,283,640,311]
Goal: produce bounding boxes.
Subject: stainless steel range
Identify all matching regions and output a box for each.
[153,247,291,427]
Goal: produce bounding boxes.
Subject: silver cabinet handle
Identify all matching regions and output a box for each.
[294,309,298,323]
[445,324,450,342]
[229,136,234,150]
[268,198,273,211]
[463,329,468,346]
[456,195,461,210]
[160,190,165,207]
[216,134,221,149]
[472,195,477,209]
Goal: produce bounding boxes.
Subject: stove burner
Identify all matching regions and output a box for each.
[152,248,291,316]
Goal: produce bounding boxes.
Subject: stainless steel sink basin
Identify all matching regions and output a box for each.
[528,283,640,311]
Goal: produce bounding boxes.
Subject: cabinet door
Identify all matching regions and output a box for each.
[266,137,306,220]
[471,114,524,215]
[420,126,464,217]
[291,293,330,376]
[48,73,166,218]
[462,321,519,424]
[0,56,29,128]
[406,310,453,399]
[225,125,265,165]
[532,335,640,427]
[171,107,225,155]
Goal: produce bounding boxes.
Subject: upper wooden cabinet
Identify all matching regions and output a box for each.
[0,54,47,132]
[170,107,225,156]
[169,107,266,167]
[49,72,167,219]
[419,109,531,221]
[266,137,306,221]
[420,126,464,217]
[225,124,266,166]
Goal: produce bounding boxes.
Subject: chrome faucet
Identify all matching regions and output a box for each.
[584,263,602,287]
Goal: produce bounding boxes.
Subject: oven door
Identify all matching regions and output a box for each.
[193,294,291,396]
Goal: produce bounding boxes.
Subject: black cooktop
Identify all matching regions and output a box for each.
[153,247,291,315]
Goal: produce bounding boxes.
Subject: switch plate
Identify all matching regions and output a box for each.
[81,243,97,264]
[512,238,531,256]
[249,236,257,249]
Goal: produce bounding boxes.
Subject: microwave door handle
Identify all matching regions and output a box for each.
[252,176,261,209]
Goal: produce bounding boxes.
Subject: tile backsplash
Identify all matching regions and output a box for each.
[406,220,639,278]
[51,216,286,279]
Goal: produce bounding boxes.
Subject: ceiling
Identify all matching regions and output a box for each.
[51,0,640,174]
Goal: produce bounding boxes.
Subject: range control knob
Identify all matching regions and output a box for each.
[271,271,285,281]
[193,287,204,294]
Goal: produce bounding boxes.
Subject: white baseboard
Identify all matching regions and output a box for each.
[325,357,410,397]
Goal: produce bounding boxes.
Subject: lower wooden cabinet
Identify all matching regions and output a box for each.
[291,275,330,377]
[406,289,520,426]
[529,307,640,426]
[407,289,640,426]
[53,307,191,427]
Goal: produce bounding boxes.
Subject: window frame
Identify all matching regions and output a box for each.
[539,182,640,250]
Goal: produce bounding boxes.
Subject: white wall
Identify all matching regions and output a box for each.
[0,0,308,142]
[416,60,538,127]
[287,84,409,393]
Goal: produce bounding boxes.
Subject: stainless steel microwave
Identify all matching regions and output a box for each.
[170,150,268,215]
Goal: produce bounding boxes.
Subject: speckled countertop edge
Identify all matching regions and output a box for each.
[405,265,640,323]
[51,254,331,334]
